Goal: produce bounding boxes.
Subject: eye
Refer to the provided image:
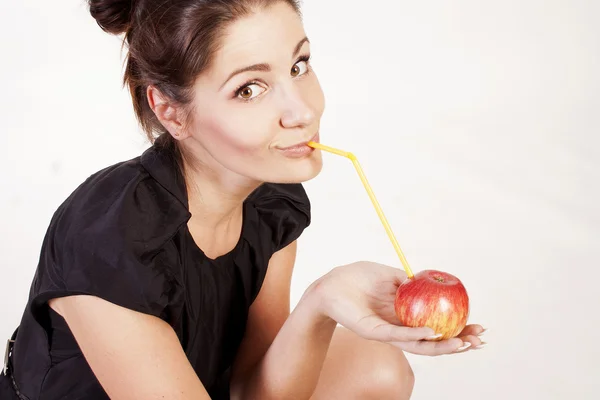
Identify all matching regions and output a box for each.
[291,59,310,77]
[236,83,266,101]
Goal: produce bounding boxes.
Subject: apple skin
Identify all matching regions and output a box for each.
[394,270,469,340]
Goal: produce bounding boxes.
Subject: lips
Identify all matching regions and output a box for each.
[274,132,320,159]
[276,132,319,150]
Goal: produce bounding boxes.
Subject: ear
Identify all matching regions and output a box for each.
[146,85,191,140]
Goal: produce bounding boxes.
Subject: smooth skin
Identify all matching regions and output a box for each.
[50,2,484,399]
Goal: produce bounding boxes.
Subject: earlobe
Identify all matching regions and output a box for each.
[146,85,188,140]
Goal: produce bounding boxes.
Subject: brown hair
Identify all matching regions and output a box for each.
[88,0,301,152]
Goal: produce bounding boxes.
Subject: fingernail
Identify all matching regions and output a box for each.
[425,333,443,340]
[478,328,488,336]
[474,341,487,349]
[455,342,472,352]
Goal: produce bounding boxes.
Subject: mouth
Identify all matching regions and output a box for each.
[276,132,320,150]
[275,132,320,158]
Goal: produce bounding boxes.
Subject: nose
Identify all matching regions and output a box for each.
[279,85,317,129]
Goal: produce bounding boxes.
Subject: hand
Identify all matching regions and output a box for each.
[313,261,485,356]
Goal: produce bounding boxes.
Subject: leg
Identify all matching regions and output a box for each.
[311,327,415,400]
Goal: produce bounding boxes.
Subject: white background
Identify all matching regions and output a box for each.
[1,1,599,399]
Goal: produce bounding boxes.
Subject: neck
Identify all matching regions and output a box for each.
[181,148,261,230]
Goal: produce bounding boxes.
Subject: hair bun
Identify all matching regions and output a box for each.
[88,0,133,35]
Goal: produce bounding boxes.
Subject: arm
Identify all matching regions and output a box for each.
[231,245,485,398]
[49,296,210,400]
[230,241,337,400]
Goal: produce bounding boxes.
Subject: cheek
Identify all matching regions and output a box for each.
[195,109,275,157]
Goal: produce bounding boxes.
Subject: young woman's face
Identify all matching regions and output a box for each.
[186,2,325,184]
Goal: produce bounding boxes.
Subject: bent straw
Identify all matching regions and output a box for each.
[307,141,414,279]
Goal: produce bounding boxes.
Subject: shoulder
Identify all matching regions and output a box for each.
[249,182,310,223]
[49,155,190,264]
[34,155,189,316]
[247,183,311,253]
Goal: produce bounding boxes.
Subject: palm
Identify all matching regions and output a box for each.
[364,273,402,325]
[323,262,407,330]
[321,261,486,356]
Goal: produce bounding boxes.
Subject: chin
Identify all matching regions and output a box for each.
[267,154,323,184]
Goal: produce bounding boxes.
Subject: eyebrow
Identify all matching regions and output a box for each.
[219,36,310,90]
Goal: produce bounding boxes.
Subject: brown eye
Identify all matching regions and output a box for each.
[240,87,253,99]
[291,64,300,77]
[236,83,265,101]
[291,60,309,77]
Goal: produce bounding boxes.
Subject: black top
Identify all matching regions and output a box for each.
[1,145,311,399]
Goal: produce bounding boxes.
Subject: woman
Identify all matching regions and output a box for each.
[1,0,484,399]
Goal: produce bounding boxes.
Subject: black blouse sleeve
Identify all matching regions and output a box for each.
[249,182,311,254]
[30,161,189,321]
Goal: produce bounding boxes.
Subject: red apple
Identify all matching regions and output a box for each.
[394,269,469,340]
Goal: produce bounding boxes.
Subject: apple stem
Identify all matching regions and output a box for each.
[307,141,415,279]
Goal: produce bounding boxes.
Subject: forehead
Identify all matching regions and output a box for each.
[208,3,306,77]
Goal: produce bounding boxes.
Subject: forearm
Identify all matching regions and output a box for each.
[240,281,337,400]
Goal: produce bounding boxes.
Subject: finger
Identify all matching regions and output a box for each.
[459,324,485,337]
[392,337,464,356]
[459,334,486,350]
[393,268,408,284]
[356,314,436,342]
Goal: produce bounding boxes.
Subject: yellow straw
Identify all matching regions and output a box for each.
[308,141,414,278]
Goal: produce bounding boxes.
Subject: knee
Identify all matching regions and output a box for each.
[361,346,415,400]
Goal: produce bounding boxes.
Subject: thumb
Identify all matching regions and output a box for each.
[353,314,435,343]
[394,268,409,285]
